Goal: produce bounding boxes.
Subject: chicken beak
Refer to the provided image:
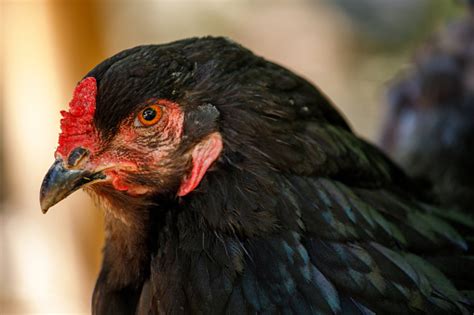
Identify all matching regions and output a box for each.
[39,158,105,213]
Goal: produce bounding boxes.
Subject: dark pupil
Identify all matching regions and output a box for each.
[142,108,157,121]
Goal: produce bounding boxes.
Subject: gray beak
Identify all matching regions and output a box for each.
[39,157,105,213]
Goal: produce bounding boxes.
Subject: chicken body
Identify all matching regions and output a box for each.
[40,37,474,314]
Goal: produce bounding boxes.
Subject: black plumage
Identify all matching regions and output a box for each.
[41,37,474,314]
[378,8,474,215]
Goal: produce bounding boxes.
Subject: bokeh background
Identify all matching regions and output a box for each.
[0,0,467,313]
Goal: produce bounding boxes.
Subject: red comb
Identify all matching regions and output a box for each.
[56,77,99,158]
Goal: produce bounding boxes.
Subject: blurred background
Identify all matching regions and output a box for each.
[0,0,467,313]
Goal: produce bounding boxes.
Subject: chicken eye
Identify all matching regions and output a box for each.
[136,104,162,127]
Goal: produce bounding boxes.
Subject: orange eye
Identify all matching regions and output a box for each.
[137,104,162,127]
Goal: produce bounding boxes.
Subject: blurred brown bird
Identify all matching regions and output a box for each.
[379,7,474,216]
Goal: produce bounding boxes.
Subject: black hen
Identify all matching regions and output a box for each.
[379,8,474,215]
[40,37,474,314]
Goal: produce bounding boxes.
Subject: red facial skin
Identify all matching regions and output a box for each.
[56,77,222,199]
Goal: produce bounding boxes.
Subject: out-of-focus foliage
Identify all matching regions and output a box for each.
[328,0,463,51]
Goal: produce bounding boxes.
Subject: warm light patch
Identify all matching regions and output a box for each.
[56,77,99,158]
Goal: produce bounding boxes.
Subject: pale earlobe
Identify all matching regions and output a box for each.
[177,132,223,196]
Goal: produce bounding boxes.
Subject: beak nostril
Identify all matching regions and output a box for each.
[67,147,89,167]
